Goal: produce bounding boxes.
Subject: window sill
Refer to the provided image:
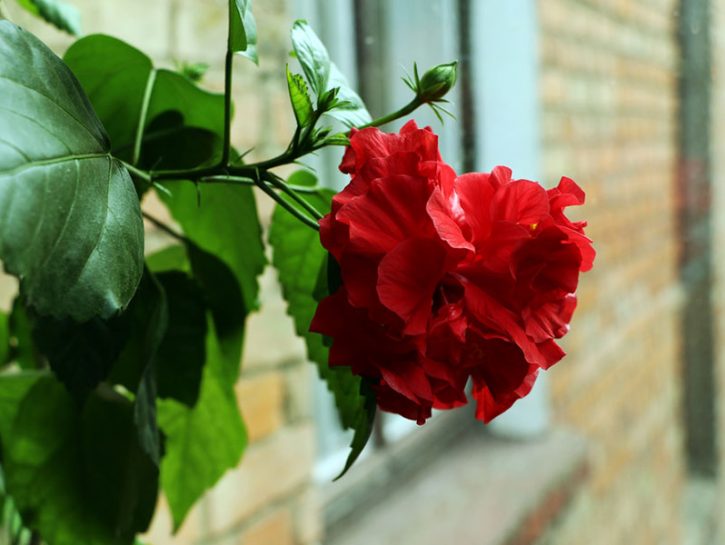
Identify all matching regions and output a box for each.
[323,426,588,545]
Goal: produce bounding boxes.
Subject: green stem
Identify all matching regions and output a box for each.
[221,48,234,166]
[132,69,158,166]
[200,175,255,186]
[140,96,428,231]
[221,0,235,166]
[251,171,320,231]
[142,211,190,243]
[122,161,152,182]
[151,96,425,181]
[357,97,422,131]
[264,171,323,220]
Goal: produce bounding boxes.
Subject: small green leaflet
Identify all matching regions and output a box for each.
[230,0,258,63]
[286,65,313,127]
[290,20,371,127]
[0,22,144,321]
[268,185,376,478]
[14,0,81,35]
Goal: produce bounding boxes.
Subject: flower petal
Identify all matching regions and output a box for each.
[377,238,448,335]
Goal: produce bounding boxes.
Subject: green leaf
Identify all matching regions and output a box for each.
[31,312,130,400]
[129,270,167,466]
[8,298,39,370]
[0,374,159,545]
[229,0,258,63]
[185,244,247,383]
[287,169,317,187]
[158,317,247,530]
[0,371,44,439]
[157,181,265,324]
[141,112,221,171]
[155,272,207,407]
[286,66,313,127]
[0,311,9,368]
[290,20,371,126]
[64,35,225,167]
[0,23,144,321]
[81,391,159,539]
[268,188,376,478]
[15,0,81,35]
[146,245,189,274]
[325,63,372,127]
[149,241,248,385]
[176,61,209,83]
[290,20,330,97]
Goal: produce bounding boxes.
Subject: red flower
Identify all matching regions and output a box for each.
[311,123,594,424]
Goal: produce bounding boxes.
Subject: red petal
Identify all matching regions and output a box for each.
[492,180,549,226]
[377,238,448,335]
[426,188,474,252]
[380,360,434,403]
[338,175,434,255]
[490,165,513,188]
[456,172,496,241]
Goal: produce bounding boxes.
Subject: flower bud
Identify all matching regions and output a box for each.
[418,62,458,102]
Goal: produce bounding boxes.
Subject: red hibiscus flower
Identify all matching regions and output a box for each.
[311,122,594,424]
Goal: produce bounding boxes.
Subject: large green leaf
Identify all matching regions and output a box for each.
[31,312,130,400]
[15,0,81,35]
[0,311,9,368]
[0,374,158,545]
[158,317,247,530]
[158,182,265,349]
[0,22,144,321]
[154,272,207,407]
[8,297,39,370]
[126,270,167,467]
[148,241,247,384]
[229,0,258,63]
[0,371,44,439]
[268,187,375,478]
[290,20,371,127]
[64,35,225,167]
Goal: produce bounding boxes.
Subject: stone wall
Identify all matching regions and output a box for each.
[538,1,686,543]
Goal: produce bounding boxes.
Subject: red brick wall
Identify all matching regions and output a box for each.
[539,1,685,543]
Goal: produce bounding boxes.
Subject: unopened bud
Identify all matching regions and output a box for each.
[418,62,458,102]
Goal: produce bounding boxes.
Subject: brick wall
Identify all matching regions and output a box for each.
[3,1,321,544]
[5,1,718,544]
[538,1,686,544]
[712,0,725,541]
